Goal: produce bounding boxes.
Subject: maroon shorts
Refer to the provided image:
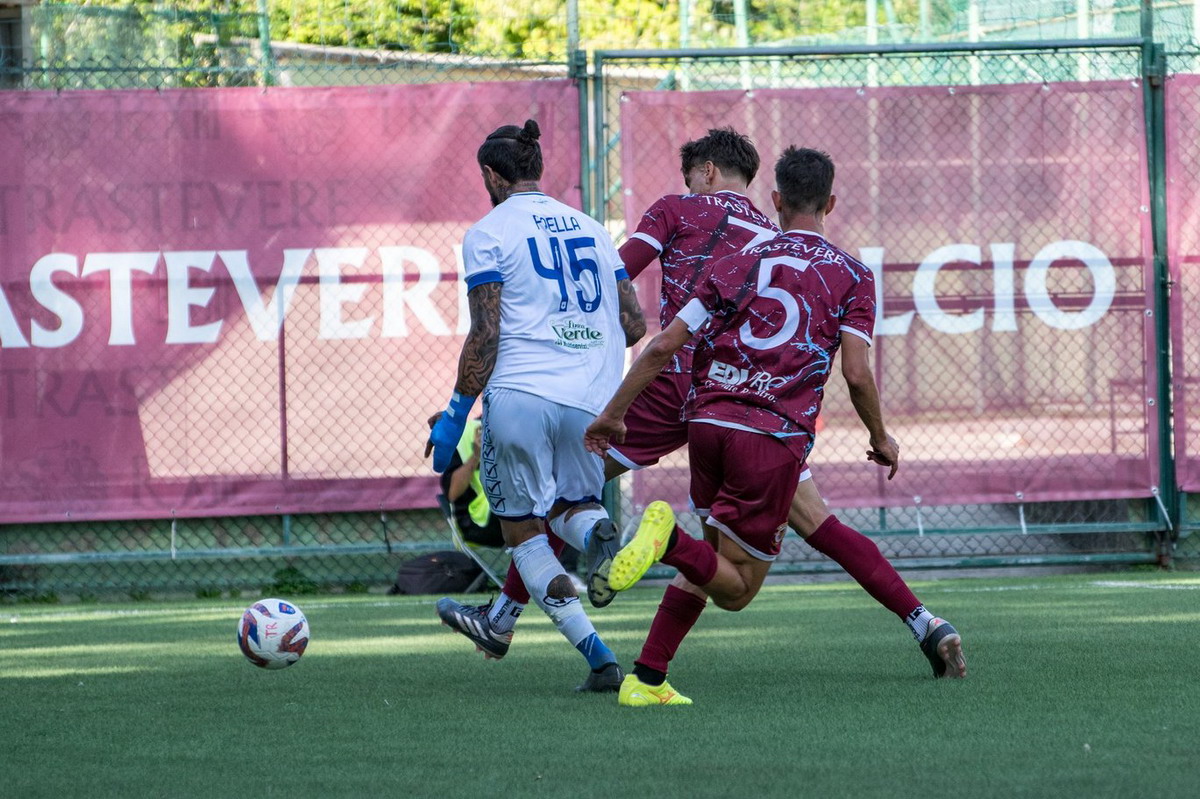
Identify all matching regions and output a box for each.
[686,422,806,561]
[608,371,693,470]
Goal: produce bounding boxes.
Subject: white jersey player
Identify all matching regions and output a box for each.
[426,119,646,693]
[462,191,629,420]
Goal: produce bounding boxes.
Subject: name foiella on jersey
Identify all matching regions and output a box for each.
[551,320,605,350]
[708,360,789,397]
[532,214,582,234]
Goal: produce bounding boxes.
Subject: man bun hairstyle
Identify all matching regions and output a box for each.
[679,127,760,184]
[516,119,540,144]
[478,118,544,183]
[774,146,835,215]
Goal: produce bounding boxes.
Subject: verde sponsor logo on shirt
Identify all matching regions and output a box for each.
[551,320,604,350]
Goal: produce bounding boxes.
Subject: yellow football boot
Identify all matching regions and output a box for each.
[618,674,693,707]
[607,501,675,592]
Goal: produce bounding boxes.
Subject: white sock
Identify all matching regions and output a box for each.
[905,605,936,641]
[511,534,597,649]
[487,591,525,634]
[549,507,609,551]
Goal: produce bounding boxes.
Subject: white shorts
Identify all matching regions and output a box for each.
[480,387,605,520]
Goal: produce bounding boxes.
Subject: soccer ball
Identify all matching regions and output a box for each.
[237,598,310,669]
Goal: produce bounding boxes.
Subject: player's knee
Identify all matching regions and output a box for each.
[788,507,827,538]
[546,573,579,601]
[551,501,601,524]
[713,593,753,612]
[790,484,832,538]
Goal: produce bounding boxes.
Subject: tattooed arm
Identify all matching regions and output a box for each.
[616,278,647,347]
[425,281,500,472]
[455,282,502,396]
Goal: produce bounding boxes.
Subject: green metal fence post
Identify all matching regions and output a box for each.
[592,50,607,223]
[1140,7,1176,564]
[590,50,623,527]
[256,0,275,87]
[570,47,591,218]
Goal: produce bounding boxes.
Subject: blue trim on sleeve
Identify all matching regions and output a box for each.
[614,268,630,282]
[466,270,503,290]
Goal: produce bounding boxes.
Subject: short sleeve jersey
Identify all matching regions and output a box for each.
[461,192,629,416]
[680,229,876,461]
[629,191,778,373]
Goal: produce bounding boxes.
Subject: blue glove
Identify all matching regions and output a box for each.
[428,391,477,473]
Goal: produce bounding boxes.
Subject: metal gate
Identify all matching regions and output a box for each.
[590,38,1172,572]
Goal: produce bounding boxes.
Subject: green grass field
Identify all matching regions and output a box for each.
[3,572,1198,798]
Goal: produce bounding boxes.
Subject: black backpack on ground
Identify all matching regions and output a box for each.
[387,551,483,595]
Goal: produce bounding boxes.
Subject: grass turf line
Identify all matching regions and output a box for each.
[2,572,1198,798]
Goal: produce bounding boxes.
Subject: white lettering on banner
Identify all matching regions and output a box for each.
[913,244,985,334]
[1025,240,1115,330]
[0,239,1125,349]
[164,251,222,345]
[222,249,307,340]
[991,243,1018,333]
[0,272,32,348]
[30,253,84,348]
[80,252,159,345]
[869,240,1119,336]
[381,246,450,337]
[316,248,373,340]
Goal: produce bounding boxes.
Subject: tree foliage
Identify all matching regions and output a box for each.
[61,1,964,61]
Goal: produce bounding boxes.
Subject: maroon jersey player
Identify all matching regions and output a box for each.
[586,147,967,705]
[609,130,777,472]
[683,226,877,456]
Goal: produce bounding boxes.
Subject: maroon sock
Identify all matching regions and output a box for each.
[806,515,921,618]
[661,526,719,586]
[500,531,567,605]
[635,584,708,674]
[500,560,530,604]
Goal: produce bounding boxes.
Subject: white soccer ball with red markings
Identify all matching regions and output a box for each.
[237,598,310,669]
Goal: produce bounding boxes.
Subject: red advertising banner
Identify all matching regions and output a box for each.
[0,80,582,522]
[1166,74,1200,493]
[620,81,1157,509]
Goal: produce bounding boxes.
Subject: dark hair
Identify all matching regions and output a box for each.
[774,147,835,215]
[679,127,760,184]
[477,119,544,182]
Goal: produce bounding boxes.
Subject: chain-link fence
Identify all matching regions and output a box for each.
[1,2,1196,600]
[0,4,576,600]
[593,41,1170,573]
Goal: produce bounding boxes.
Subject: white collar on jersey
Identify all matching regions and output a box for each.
[784,228,825,239]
